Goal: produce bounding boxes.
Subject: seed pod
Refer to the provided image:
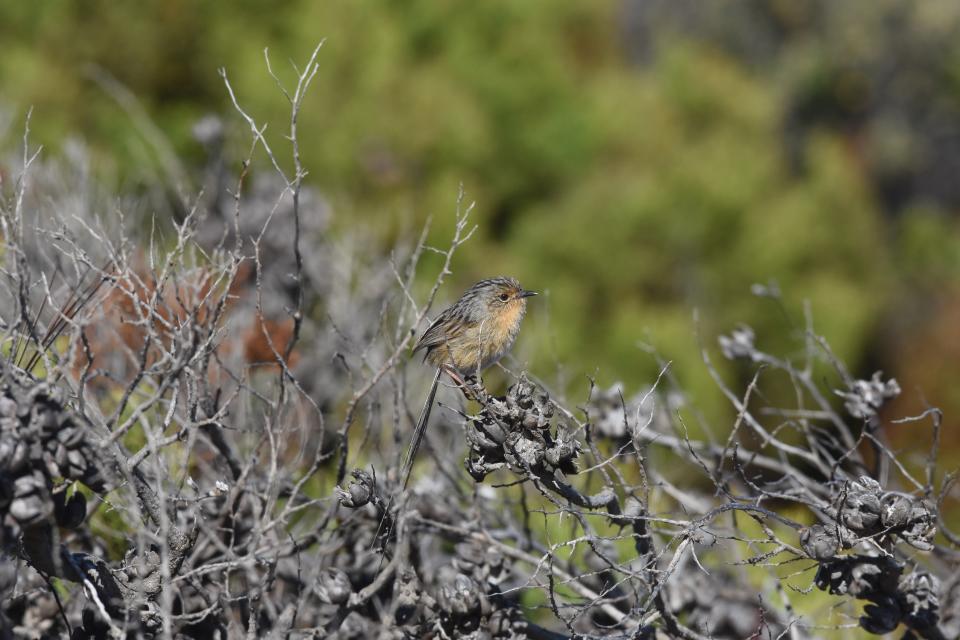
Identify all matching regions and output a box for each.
[800,525,839,560]
[10,472,52,525]
[53,490,87,529]
[437,573,482,618]
[316,567,352,605]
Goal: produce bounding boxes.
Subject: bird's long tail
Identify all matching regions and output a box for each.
[372,367,442,553]
[399,366,442,491]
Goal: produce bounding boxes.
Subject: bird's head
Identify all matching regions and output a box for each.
[477,276,537,317]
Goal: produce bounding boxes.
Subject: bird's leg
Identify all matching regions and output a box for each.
[441,363,467,389]
[441,364,483,401]
[464,375,485,402]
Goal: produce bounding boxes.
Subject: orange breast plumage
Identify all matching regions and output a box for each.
[470,299,526,372]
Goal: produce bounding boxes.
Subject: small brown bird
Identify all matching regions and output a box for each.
[399,276,537,490]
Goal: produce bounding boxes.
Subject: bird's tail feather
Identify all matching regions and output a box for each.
[371,367,442,555]
[399,366,442,490]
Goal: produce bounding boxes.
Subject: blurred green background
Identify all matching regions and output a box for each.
[2,0,960,458]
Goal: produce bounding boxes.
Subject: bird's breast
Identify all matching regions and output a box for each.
[447,303,525,374]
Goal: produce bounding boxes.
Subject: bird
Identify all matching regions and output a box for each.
[399,276,537,492]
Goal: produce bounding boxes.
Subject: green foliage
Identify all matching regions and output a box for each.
[896,206,960,285]
[508,46,888,418]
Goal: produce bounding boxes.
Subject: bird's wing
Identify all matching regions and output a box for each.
[412,312,448,354]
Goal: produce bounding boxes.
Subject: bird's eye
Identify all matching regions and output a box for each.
[499,293,509,302]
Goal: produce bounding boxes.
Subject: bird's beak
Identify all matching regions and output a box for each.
[520,290,538,298]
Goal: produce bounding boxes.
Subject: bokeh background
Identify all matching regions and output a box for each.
[2,0,959,466]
